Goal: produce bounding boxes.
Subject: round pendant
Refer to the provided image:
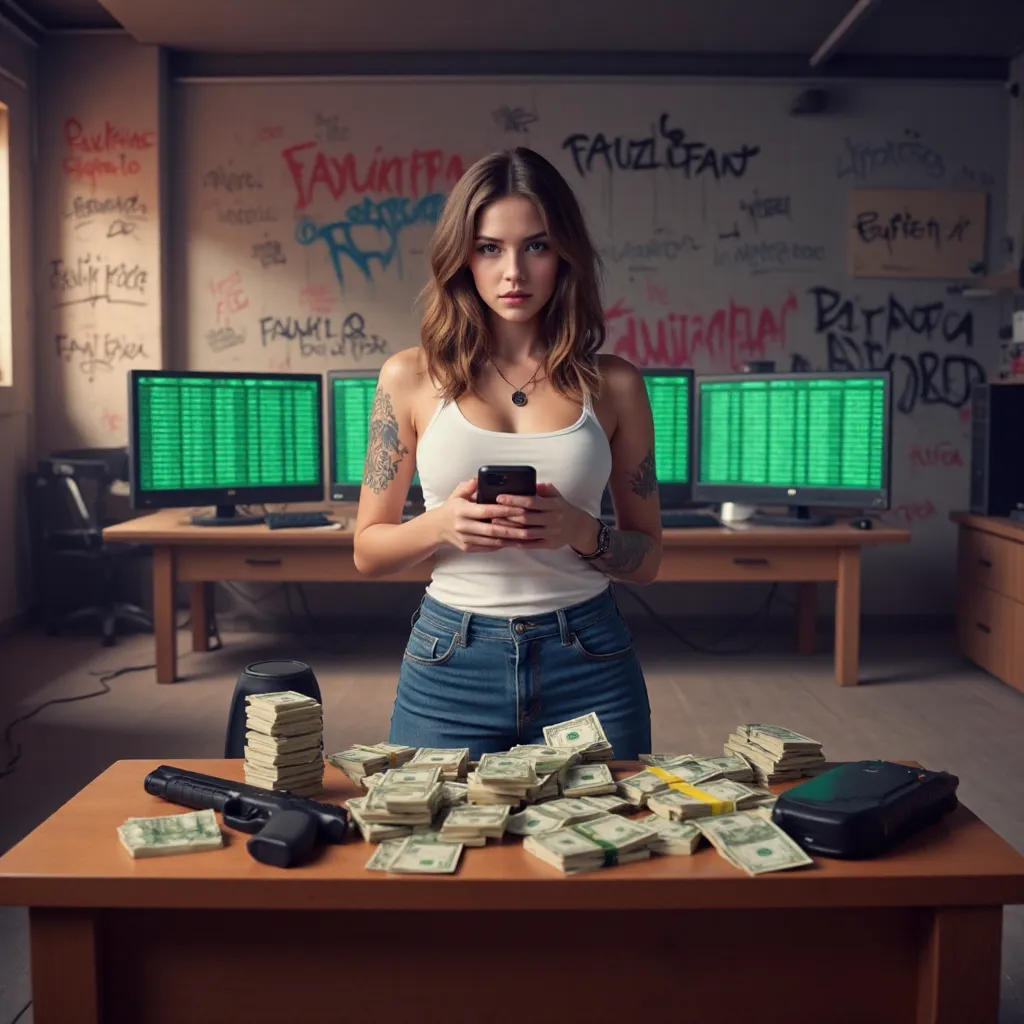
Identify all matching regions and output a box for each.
[511,390,528,407]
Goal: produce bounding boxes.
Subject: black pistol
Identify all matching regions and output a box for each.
[144,764,348,868]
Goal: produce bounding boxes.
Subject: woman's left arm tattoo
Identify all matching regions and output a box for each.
[629,446,657,498]
[593,529,653,576]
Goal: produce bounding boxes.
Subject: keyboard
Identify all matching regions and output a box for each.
[599,509,720,529]
[265,511,333,530]
[660,509,719,529]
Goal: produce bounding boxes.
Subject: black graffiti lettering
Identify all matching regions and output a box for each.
[809,286,972,347]
[217,206,277,226]
[251,240,286,268]
[205,327,245,352]
[491,105,539,133]
[258,312,389,361]
[561,113,760,180]
[329,312,388,360]
[823,333,984,414]
[854,210,942,253]
[107,219,136,238]
[836,132,945,181]
[202,165,262,192]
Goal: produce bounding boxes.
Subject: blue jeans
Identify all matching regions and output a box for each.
[388,586,651,761]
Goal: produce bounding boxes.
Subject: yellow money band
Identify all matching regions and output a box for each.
[646,767,735,815]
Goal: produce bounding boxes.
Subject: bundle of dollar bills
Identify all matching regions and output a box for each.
[406,747,470,779]
[696,810,814,875]
[365,834,464,873]
[325,742,416,783]
[243,691,324,796]
[647,779,764,821]
[724,724,826,784]
[636,816,703,855]
[523,815,656,874]
[561,763,617,797]
[543,713,614,761]
[438,805,510,846]
[117,809,224,858]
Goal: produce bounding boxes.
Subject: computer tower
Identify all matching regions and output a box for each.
[970,382,1024,515]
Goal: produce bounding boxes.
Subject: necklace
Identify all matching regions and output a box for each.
[490,358,541,407]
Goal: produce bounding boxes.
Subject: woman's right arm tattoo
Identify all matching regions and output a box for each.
[363,389,410,494]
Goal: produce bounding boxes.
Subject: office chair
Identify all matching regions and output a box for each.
[27,452,153,647]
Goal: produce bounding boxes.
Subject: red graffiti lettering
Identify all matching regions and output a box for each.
[281,142,465,210]
[645,281,670,306]
[209,272,249,325]
[908,441,963,474]
[100,408,123,434]
[255,124,284,143]
[607,293,798,371]
[64,118,156,154]
[892,499,936,524]
[62,152,141,186]
[300,285,335,315]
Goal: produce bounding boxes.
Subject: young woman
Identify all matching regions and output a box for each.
[352,146,662,760]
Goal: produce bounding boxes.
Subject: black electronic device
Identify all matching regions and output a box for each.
[128,370,324,526]
[477,465,537,505]
[852,517,873,530]
[266,511,333,530]
[771,760,959,859]
[693,371,892,527]
[327,368,423,506]
[969,382,1024,516]
[144,765,348,868]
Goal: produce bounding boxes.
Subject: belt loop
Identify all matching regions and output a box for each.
[459,610,472,647]
[556,607,572,647]
[410,595,426,629]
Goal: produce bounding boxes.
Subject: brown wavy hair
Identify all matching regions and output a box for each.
[418,146,605,402]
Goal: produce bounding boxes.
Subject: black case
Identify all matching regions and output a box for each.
[771,760,959,859]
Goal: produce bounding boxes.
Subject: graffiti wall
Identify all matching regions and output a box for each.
[174,78,1009,612]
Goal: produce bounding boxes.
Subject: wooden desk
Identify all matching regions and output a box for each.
[103,509,910,686]
[0,759,1020,1024]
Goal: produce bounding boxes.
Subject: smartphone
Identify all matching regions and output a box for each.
[476,465,537,504]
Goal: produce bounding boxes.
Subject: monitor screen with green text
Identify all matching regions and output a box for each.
[129,371,324,509]
[694,372,891,509]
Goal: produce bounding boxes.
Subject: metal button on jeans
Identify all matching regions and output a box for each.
[514,623,526,634]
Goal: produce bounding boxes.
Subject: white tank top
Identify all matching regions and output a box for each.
[416,388,613,616]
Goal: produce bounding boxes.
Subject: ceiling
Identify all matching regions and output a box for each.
[6,0,1024,64]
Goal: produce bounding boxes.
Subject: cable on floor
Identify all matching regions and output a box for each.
[617,582,780,655]
[9,999,30,1023]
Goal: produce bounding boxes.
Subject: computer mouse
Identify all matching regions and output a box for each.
[852,517,873,530]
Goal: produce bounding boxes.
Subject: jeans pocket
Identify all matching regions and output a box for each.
[570,613,634,662]
[403,621,459,666]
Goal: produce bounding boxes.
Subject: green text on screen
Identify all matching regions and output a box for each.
[135,376,321,491]
[332,375,420,487]
[644,375,690,484]
[698,377,886,489]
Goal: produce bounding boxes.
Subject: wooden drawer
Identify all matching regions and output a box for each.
[176,547,431,583]
[958,527,1023,601]
[658,547,836,582]
[957,582,1017,684]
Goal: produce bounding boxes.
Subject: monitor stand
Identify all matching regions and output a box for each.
[748,505,833,527]
[191,504,265,527]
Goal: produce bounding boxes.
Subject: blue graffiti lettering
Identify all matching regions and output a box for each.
[296,193,445,286]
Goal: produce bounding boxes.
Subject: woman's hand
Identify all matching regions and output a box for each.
[495,483,600,552]
[432,478,529,553]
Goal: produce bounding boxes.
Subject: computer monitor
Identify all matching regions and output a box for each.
[693,370,892,526]
[328,369,423,505]
[128,370,324,526]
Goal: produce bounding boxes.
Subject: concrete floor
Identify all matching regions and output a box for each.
[0,610,1022,1023]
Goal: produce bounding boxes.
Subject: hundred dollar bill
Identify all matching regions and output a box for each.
[561,763,617,797]
[477,754,536,784]
[117,809,223,858]
[696,811,814,876]
[365,837,409,872]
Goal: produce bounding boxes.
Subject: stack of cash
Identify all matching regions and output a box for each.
[696,811,814,876]
[438,805,510,846]
[647,778,764,821]
[640,752,752,782]
[117,809,224,858]
[366,834,464,873]
[506,805,564,835]
[523,815,655,874]
[346,795,415,843]
[725,724,826,784]
[466,753,559,805]
[356,766,445,828]
[561,763,617,797]
[507,744,580,774]
[407,747,470,779]
[639,816,703,855]
[617,770,670,808]
[543,713,614,762]
[243,691,324,796]
[325,743,416,783]
[532,797,607,827]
